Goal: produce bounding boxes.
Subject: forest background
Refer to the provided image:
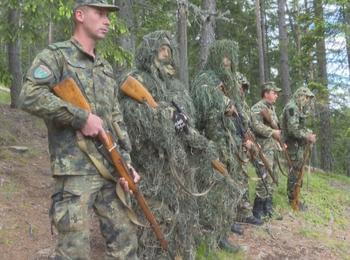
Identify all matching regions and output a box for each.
[0,0,349,176]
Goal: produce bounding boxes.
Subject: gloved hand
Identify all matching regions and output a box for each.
[173,111,188,133]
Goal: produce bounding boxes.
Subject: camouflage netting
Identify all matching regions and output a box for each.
[118,31,240,259]
[191,40,247,246]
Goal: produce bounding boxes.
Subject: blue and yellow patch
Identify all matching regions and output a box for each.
[34,65,52,79]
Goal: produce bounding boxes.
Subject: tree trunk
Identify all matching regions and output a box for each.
[7,8,22,108]
[344,5,350,77]
[255,0,265,86]
[291,0,303,82]
[261,1,269,81]
[48,20,53,44]
[278,0,292,105]
[177,0,189,88]
[314,0,333,172]
[199,0,216,69]
[115,0,135,72]
[347,142,350,176]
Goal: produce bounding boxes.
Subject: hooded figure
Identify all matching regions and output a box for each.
[280,86,316,209]
[118,31,228,259]
[191,40,246,250]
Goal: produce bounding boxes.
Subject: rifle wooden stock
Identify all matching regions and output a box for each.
[211,159,229,176]
[260,109,293,170]
[291,144,311,211]
[53,77,168,251]
[99,131,168,250]
[120,76,158,108]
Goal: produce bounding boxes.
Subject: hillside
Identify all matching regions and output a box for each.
[1,103,349,260]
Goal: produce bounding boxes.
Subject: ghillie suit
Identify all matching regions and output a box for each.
[280,87,315,205]
[191,40,245,247]
[118,31,224,259]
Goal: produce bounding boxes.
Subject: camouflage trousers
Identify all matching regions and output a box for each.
[50,174,138,260]
[254,150,278,199]
[235,159,253,221]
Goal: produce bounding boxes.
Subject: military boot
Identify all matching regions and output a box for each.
[218,237,241,253]
[252,197,265,221]
[231,222,244,235]
[243,215,263,225]
[264,197,273,218]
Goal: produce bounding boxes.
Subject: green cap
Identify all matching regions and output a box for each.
[74,0,119,11]
[262,81,281,92]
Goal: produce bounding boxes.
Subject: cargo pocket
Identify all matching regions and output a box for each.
[51,192,84,233]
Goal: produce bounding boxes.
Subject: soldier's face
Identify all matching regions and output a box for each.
[157,45,172,63]
[265,90,279,104]
[75,6,111,40]
[222,57,232,69]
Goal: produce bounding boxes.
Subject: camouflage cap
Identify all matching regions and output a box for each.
[73,0,119,11]
[262,81,281,92]
[294,87,315,98]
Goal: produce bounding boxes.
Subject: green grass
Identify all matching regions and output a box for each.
[0,181,19,200]
[0,90,10,104]
[196,166,350,258]
[196,242,245,260]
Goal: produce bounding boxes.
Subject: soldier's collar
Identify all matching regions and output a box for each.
[70,38,102,64]
[262,99,272,107]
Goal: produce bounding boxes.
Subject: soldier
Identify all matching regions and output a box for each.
[280,87,316,209]
[118,31,234,259]
[191,39,251,250]
[250,82,282,221]
[19,1,140,259]
[235,72,263,226]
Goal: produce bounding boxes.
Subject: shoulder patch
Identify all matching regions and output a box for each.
[33,65,52,79]
[289,107,295,117]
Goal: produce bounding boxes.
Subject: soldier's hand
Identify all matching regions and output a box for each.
[225,104,238,117]
[272,129,281,140]
[173,111,188,133]
[119,165,141,194]
[81,113,104,137]
[307,133,316,143]
[243,139,254,150]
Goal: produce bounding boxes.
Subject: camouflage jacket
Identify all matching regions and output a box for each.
[250,99,279,151]
[280,99,311,146]
[19,38,131,176]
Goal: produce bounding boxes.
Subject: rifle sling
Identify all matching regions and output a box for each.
[170,164,216,197]
[76,133,146,227]
[276,153,288,177]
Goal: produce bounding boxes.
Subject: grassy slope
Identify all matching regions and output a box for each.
[1,95,349,259]
[197,167,350,259]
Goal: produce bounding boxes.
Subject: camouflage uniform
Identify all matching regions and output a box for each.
[250,82,281,218]
[19,33,138,259]
[191,40,245,241]
[234,72,256,222]
[280,87,315,203]
[118,31,223,259]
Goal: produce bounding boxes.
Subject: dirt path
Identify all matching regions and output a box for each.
[229,213,350,260]
[1,105,349,260]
